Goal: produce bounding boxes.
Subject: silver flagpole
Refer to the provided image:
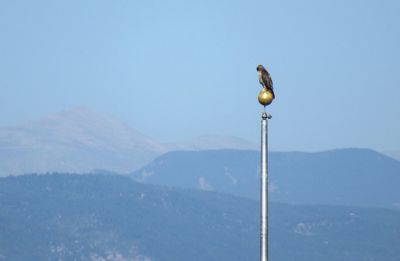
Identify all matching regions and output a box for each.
[258,87,273,261]
[260,111,271,261]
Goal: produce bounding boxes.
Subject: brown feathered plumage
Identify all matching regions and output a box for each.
[256,64,275,99]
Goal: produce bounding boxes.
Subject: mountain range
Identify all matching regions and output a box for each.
[0,174,399,261]
[1,108,400,260]
[0,105,400,175]
[1,107,398,178]
[131,148,400,209]
[0,108,256,176]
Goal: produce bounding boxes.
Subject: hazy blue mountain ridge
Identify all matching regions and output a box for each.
[0,174,400,261]
[132,148,400,209]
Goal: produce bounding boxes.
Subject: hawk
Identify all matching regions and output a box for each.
[257,65,275,99]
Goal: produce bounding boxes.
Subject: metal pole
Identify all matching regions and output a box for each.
[260,111,271,261]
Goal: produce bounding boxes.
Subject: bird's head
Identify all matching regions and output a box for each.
[256,64,265,72]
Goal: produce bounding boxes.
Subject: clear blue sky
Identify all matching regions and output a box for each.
[0,0,399,152]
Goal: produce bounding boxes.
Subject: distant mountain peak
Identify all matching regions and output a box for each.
[0,108,263,176]
[0,108,166,175]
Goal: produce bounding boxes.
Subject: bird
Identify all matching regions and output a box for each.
[256,64,275,99]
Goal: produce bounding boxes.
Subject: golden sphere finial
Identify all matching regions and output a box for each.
[258,88,274,106]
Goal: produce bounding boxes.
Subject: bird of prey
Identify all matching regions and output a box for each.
[257,64,275,99]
